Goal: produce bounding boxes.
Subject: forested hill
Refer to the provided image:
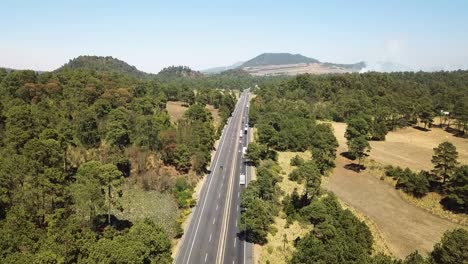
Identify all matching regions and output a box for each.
[156,66,203,80]
[56,55,153,79]
[240,53,320,67]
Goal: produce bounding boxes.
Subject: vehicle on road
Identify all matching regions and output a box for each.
[242,147,247,156]
[239,130,243,138]
[240,174,246,185]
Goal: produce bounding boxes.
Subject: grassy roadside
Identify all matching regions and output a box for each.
[256,152,312,264]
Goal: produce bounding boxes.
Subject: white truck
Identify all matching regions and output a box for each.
[239,130,243,138]
[240,174,246,185]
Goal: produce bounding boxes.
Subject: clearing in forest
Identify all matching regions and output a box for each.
[331,122,468,171]
[166,101,188,123]
[324,121,464,258]
[205,104,221,129]
[166,101,221,128]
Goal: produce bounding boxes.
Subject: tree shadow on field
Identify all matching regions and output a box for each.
[412,126,431,132]
[344,163,366,173]
[92,214,133,233]
[340,151,356,160]
[444,126,467,139]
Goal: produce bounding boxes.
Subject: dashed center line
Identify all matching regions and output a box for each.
[205,253,208,263]
[209,233,212,242]
[213,217,216,225]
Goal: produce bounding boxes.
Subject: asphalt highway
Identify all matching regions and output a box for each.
[174,89,252,264]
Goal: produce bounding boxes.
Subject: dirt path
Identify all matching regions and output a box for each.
[324,122,462,258]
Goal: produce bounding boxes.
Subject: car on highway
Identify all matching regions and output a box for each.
[240,174,246,185]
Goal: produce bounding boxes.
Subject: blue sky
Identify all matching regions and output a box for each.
[1,0,468,72]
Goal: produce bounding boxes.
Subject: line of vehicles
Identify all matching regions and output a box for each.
[239,104,249,185]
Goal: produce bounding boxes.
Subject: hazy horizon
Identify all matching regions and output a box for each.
[1,0,468,73]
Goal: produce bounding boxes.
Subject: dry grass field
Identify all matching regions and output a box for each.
[166,101,188,123]
[205,104,221,129]
[166,101,221,128]
[276,151,311,195]
[323,121,465,258]
[331,122,468,171]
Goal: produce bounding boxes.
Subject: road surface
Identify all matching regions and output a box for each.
[174,89,253,264]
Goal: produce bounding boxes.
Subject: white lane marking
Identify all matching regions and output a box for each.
[234,237,237,247]
[238,192,240,198]
[243,233,246,264]
[209,233,212,242]
[205,253,208,263]
[213,217,216,225]
[216,204,219,211]
[221,183,223,188]
[236,221,237,227]
[218,193,221,198]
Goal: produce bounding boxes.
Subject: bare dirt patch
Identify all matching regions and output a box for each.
[324,121,464,258]
[166,101,188,123]
[244,63,357,76]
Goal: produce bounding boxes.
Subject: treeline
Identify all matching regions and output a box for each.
[385,141,467,213]
[249,95,339,173]
[254,71,468,138]
[239,160,282,244]
[0,68,235,262]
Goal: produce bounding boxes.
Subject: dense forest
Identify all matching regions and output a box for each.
[255,71,468,136]
[245,71,468,263]
[0,66,237,262]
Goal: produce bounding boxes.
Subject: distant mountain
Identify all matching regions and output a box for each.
[240,53,319,68]
[56,56,152,78]
[157,66,203,79]
[201,61,244,74]
[237,53,365,76]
